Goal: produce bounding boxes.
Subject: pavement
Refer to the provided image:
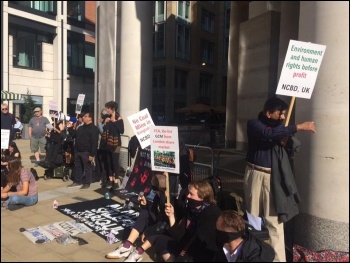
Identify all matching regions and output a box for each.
[1,138,155,262]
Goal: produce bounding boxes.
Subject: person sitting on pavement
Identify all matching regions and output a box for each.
[1,157,38,211]
[105,173,168,262]
[152,179,222,262]
[214,210,275,262]
[1,142,22,191]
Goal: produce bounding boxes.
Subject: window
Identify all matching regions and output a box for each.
[201,9,214,33]
[154,1,166,23]
[153,68,166,124]
[11,1,56,15]
[176,23,190,61]
[153,23,165,59]
[67,31,95,76]
[200,73,212,99]
[153,68,166,95]
[177,1,190,20]
[11,28,52,70]
[201,40,214,65]
[67,1,85,22]
[175,69,187,95]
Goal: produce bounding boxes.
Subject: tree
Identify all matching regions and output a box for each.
[22,90,36,123]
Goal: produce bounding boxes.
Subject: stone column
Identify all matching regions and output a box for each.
[293,1,349,251]
[119,1,153,138]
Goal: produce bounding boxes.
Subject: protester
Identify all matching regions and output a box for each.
[1,142,22,191]
[105,173,168,262]
[1,158,38,211]
[67,112,99,190]
[214,210,275,262]
[28,107,50,167]
[1,103,16,143]
[244,97,316,261]
[152,179,221,262]
[99,101,124,190]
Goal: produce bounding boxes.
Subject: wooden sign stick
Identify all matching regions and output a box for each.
[285,96,295,127]
[164,172,170,203]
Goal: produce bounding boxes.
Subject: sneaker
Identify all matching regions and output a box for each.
[8,204,25,211]
[80,184,90,190]
[125,250,143,262]
[105,245,133,259]
[67,182,81,188]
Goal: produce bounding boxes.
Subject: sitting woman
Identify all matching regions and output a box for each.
[1,141,21,190]
[1,158,38,211]
[105,172,168,262]
[153,179,222,262]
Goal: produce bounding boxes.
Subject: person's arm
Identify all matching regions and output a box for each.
[28,126,32,138]
[296,121,316,133]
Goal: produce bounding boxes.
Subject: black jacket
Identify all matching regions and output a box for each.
[167,204,222,262]
[74,123,100,157]
[214,228,275,262]
[271,137,301,223]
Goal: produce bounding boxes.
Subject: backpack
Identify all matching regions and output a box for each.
[205,175,222,199]
[218,191,244,216]
[30,168,40,181]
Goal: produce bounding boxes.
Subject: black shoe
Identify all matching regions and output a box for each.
[67,182,82,188]
[8,204,25,211]
[80,184,90,190]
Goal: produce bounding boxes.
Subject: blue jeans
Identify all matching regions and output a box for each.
[6,194,38,208]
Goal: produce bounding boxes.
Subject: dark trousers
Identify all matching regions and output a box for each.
[74,151,93,184]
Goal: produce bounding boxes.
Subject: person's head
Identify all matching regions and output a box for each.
[15,117,20,122]
[151,172,166,192]
[83,112,94,124]
[187,179,216,208]
[216,210,246,244]
[8,141,20,153]
[33,107,42,117]
[6,157,23,185]
[263,97,288,122]
[1,103,9,114]
[100,108,111,120]
[77,112,85,122]
[105,101,118,114]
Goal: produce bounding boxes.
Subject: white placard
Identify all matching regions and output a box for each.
[276,40,326,99]
[49,100,59,118]
[150,126,179,174]
[75,94,85,114]
[127,108,155,149]
[1,129,10,149]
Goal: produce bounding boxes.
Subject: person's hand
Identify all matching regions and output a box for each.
[138,195,147,206]
[88,156,94,162]
[1,192,8,199]
[165,203,174,217]
[105,117,111,123]
[297,121,316,133]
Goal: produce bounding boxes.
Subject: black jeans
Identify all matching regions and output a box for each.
[74,151,93,184]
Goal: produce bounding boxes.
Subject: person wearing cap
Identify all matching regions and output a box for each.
[28,107,50,167]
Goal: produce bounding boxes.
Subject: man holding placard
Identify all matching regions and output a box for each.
[244,97,316,261]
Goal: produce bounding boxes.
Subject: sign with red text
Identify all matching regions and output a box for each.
[276,40,326,99]
[127,108,155,149]
[150,126,179,174]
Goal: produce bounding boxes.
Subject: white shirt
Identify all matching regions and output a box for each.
[222,242,243,262]
[14,121,22,129]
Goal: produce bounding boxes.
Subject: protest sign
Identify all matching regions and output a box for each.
[150,126,179,174]
[75,94,85,114]
[276,40,326,99]
[127,108,155,149]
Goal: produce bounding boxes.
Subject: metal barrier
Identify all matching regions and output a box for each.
[185,144,246,195]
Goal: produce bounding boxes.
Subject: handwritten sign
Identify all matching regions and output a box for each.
[1,129,10,149]
[49,100,59,118]
[276,40,326,99]
[75,94,85,114]
[127,108,155,149]
[150,126,179,174]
